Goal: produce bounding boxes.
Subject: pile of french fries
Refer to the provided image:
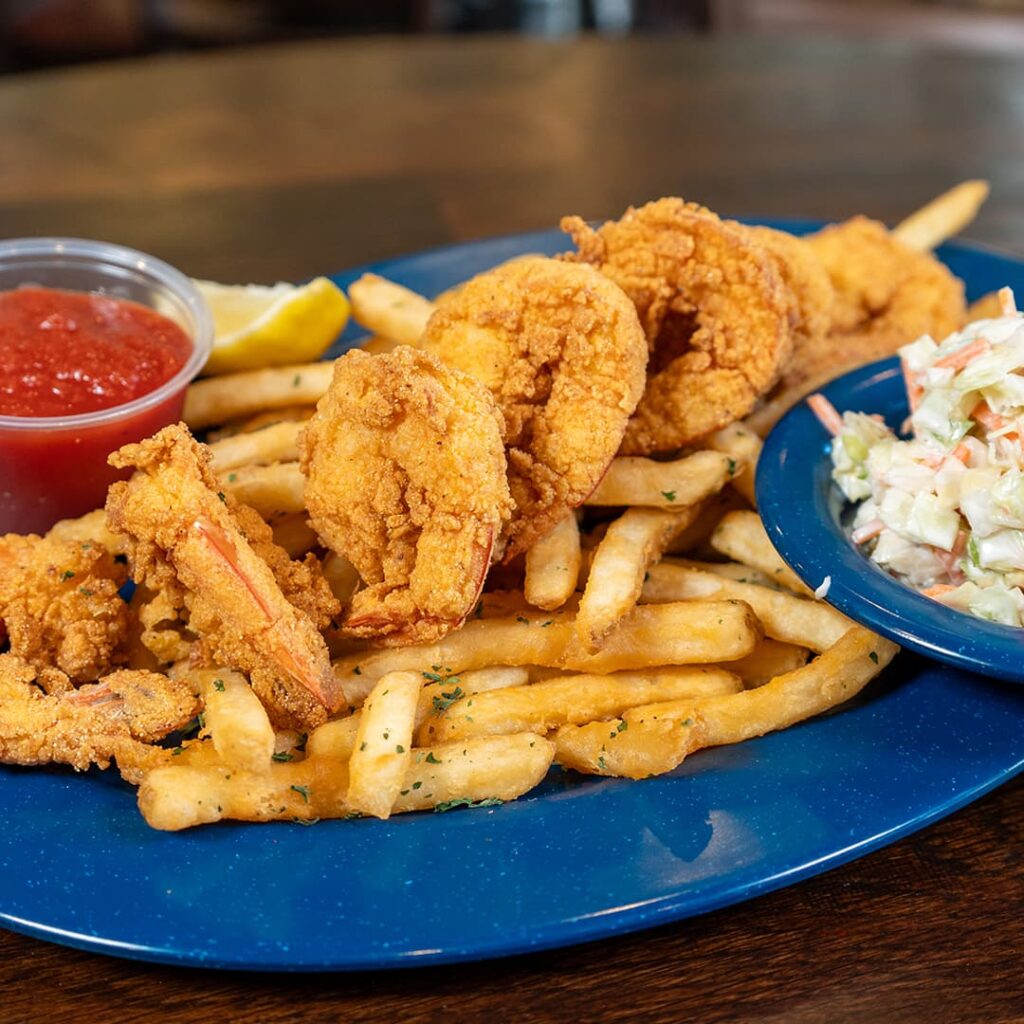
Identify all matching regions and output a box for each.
[129,275,900,831]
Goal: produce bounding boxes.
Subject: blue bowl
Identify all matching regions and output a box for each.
[758,357,1024,683]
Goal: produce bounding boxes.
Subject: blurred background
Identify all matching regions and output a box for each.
[4,0,1024,74]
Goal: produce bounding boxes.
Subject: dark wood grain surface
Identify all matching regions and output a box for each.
[1,32,1022,1024]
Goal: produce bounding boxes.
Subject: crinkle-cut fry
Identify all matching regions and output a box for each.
[271,514,319,558]
[585,451,735,509]
[334,601,761,705]
[46,508,128,556]
[524,513,581,611]
[554,626,897,779]
[194,669,275,774]
[642,561,853,652]
[721,638,810,687]
[219,462,306,517]
[321,551,361,604]
[137,733,554,829]
[702,423,761,507]
[575,505,701,652]
[348,273,435,346]
[418,666,741,745]
[307,666,530,761]
[208,420,303,473]
[184,362,335,430]
[346,671,421,819]
[892,179,989,252]
[710,510,814,597]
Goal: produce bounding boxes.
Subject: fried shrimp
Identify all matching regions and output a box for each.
[745,225,834,369]
[0,532,131,682]
[562,198,792,453]
[0,654,198,772]
[107,424,342,730]
[420,256,647,556]
[300,347,513,646]
[803,216,965,374]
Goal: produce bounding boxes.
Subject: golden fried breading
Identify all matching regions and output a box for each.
[421,257,647,556]
[107,424,342,730]
[0,654,197,772]
[800,215,966,379]
[562,199,793,453]
[0,532,130,682]
[745,225,835,370]
[300,347,513,645]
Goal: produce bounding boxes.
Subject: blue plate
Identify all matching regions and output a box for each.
[3,224,1024,972]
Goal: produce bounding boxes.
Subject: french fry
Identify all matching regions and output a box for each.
[208,420,303,473]
[184,362,334,430]
[335,601,762,704]
[664,489,747,555]
[892,179,990,252]
[642,561,854,652]
[322,551,361,604]
[46,508,127,556]
[359,334,406,355]
[137,733,554,829]
[307,666,530,762]
[348,273,434,346]
[585,451,735,508]
[271,513,319,558]
[710,510,814,597]
[346,670,421,819]
[208,405,316,443]
[219,462,306,517]
[721,638,810,687]
[574,505,701,651]
[965,291,1004,322]
[418,666,741,744]
[194,669,275,773]
[703,423,761,507]
[670,557,780,588]
[524,513,581,611]
[554,626,897,778]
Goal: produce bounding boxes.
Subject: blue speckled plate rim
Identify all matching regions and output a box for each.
[2,222,1023,973]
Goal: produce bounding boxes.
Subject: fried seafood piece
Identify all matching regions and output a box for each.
[0,532,130,682]
[0,654,198,772]
[420,256,647,556]
[107,424,342,730]
[562,198,792,453]
[745,225,834,369]
[800,215,965,379]
[300,347,513,646]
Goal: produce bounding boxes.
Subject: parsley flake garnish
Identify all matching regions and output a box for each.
[272,751,293,762]
[727,458,737,477]
[213,678,226,692]
[516,615,530,624]
[227,473,237,483]
[869,651,879,664]
[597,756,607,770]
[616,719,628,732]
[292,374,302,387]
[661,489,677,502]
[395,744,405,753]
[434,797,503,813]
[217,491,226,502]
[290,784,310,803]
[425,752,442,765]
[60,570,75,581]
[359,741,367,752]
[353,666,362,675]
[431,686,465,716]
[78,587,94,597]
[293,816,320,826]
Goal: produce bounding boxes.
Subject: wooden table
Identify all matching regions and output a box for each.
[1,33,1022,1024]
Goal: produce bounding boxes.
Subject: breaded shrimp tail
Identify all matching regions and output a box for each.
[106,423,342,730]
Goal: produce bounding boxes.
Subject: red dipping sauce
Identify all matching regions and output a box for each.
[0,281,205,535]
[0,288,191,417]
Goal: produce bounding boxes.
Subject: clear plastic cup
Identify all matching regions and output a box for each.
[0,237,213,534]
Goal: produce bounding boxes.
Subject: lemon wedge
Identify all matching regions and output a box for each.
[196,277,350,375]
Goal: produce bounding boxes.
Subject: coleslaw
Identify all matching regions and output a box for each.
[810,287,1024,626]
